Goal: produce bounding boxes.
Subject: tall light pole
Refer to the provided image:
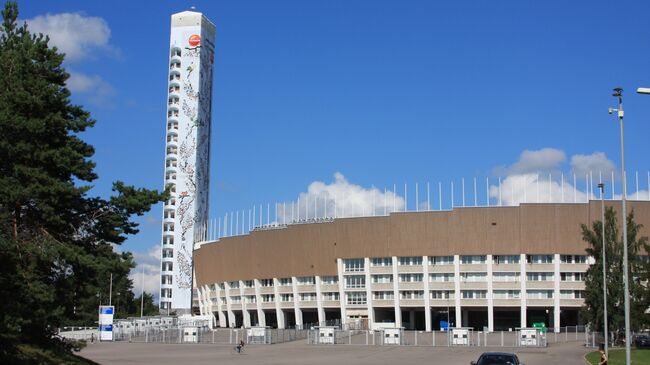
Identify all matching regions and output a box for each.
[608,87,630,365]
[597,183,608,357]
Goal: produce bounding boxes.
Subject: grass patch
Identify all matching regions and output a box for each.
[585,348,650,365]
[7,344,99,365]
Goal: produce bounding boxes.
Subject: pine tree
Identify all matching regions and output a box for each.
[0,2,167,361]
[580,207,650,339]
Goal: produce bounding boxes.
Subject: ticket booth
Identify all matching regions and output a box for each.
[451,327,472,346]
[183,327,198,343]
[247,326,269,344]
[383,327,403,345]
[518,328,544,347]
[316,326,336,344]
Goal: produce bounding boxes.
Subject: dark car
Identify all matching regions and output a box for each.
[635,335,650,348]
[471,352,523,365]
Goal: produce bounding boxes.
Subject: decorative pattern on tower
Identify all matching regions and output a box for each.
[159,10,215,312]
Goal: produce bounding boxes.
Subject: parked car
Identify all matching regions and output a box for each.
[471,352,523,365]
[635,335,650,348]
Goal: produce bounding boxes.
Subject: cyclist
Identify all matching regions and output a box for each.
[235,339,245,353]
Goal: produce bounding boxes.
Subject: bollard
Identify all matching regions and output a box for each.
[433,331,436,347]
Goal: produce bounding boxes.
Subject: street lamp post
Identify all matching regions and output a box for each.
[597,183,608,356]
[608,87,630,365]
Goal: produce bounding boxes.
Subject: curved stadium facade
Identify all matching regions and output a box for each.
[193,200,650,332]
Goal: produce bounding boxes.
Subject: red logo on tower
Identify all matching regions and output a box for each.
[188,34,201,47]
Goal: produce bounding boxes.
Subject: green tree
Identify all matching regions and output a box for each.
[580,207,650,337]
[131,292,159,317]
[0,1,167,362]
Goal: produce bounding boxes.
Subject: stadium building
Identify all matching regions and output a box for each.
[155,10,650,332]
[193,200,650,332]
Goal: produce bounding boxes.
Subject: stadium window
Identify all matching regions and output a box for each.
[460,255,486,264]
[346,292,367,305]
[371,257,392,267]
[429,256,454,265]
[343,258,365,272]
[398,256,423,266]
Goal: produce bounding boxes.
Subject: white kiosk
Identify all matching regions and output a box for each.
[517,328,544,347]
[247,326,269,344]
[315,326,337,344]
[382,327,403,345]
[451,327,473,346]
[183,327,199,343]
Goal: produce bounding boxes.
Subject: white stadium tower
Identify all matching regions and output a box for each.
[159,9,215,313]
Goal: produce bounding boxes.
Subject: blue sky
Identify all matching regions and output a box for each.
[20,0,650,296]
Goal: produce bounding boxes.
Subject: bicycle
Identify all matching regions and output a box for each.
[230,343,245,355]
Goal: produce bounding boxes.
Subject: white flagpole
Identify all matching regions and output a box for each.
[230,211,233,236]
[427,182,430,211]
[611,171,615,200]
[218,217,221,239]
[585,174,589,202]
[548,174,551,202]
[324,196,327,218]
[590,171,594,200]
[486,177,490,207]
[511,179,515,206]
[259,204,262,226]
[223,213,227,236]
[248,209,251,232]
[404,183,408,212]
[498,177,502,206]
[560,173,564,203]
[473,177,477,207]
[537,173,540,203]
[297,197,300,221]
[267,203,270,226]
[573,174,577,203]
[333,193,337,218]
[236,210,239,235]
[461,178,465,207]
[415,183,419,212]
[438,182,442,210]
[524,176,527,203]
[393,184,397,213]
[636,171,639,200]
[384,188,387,216]
[451,181,454,208]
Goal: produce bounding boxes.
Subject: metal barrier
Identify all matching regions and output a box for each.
[308,326,593,348]
[111,326,308,345]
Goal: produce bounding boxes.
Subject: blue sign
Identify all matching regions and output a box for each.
[99,307,114,315]
[440,320,449,331]
[99,324,113,331]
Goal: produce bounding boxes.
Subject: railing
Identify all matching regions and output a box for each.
[306,326,596,348]
[191,169,650,243]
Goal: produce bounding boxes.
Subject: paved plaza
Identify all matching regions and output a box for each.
[81,340,590,365]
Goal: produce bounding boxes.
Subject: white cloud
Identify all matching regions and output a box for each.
[508,148,566,174]
[25,12,112,62]
[489,173,590,206]
[66,70,116,106]
[129,245,160,302]
[570,152,616,178]
[277,172,405,223]
[489,149,649,206]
